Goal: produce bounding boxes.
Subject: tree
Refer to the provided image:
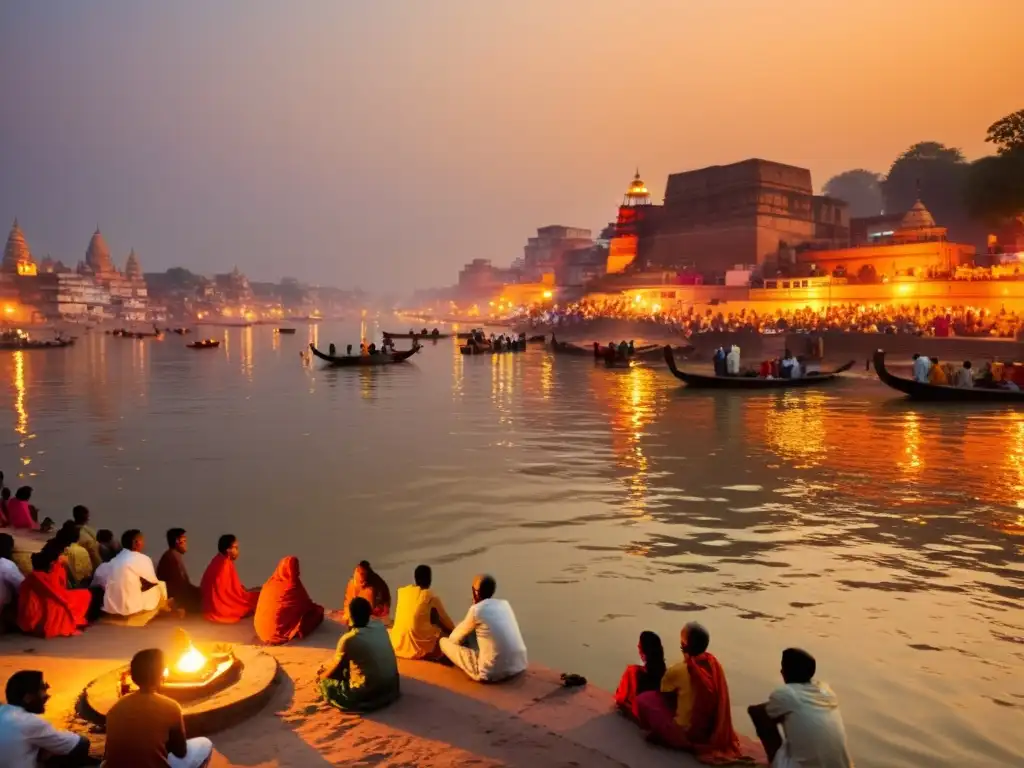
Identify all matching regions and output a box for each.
[985,109,1024,154]
[857,264,877,284]
[882,141,982,245]
[822,169,884,217]
[965,150,1024,223]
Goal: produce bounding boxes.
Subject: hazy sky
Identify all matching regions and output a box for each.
[1,1,1021,293]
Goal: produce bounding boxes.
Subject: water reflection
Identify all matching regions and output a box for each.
[12,350,27,437]
[761,391,827,468]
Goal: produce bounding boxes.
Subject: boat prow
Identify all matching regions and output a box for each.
[663,346,854,389]
[873,350,1024,402]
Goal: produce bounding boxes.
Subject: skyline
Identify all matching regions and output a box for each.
[1,0,1021,292]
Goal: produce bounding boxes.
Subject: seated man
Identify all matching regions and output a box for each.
[104,648,214,768]
[57,521,94,587]
[635,621,746,763]
[157,528,203,613]
[0,533,25,628]
[389,564,454,660]
[200,534,260,623]
[0,670,92,766]
[320,596,400,712]
[96,529,120,563]
[103,529,168,617]
[439,574,527,683]
[748,648,853,768]
[72,505,102,569]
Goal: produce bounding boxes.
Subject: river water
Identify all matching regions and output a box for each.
[2,322,1021,766]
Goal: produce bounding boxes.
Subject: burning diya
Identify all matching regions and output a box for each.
[81,628,279,736]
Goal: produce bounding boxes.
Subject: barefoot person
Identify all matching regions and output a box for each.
[254,556,324,644]
[0,670,92,766]
[748,648,853,768]
[614,631,667,722]
[102,530,168,618]
[439,574,527,683]
[157,528,202,614]
[200,534,260,623]
[17,546,92,638]
[342,561,391,624]
[635,621,746,763]
[320,596,400,712]
[389,564,454,660]
[103,648,214,768]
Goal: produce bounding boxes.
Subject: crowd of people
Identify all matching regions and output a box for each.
[911,353,1023,390]
[0,482,854,768]
[519,299,1024,339]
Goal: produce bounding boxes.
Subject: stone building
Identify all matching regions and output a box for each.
[641,159,849,278]
[522,225,593,281]
[2,219,37,276]
[606,170,658,275]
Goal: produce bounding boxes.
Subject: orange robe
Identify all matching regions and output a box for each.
[254,556,324,644]
[200,553,260,623]
[17,565,91,638]
[343,573,391,624]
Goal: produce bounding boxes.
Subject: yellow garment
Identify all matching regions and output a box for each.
[77,526,102,568]
[929,365,948,385]
[388,585,454,659]
[660,659,694,727]
[991,362,1004,383]
[64,543,94,585]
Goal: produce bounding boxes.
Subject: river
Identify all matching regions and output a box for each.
[2,322,1021,766]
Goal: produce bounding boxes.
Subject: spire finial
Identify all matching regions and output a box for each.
[12,217,18,228]
[915,178,921,200]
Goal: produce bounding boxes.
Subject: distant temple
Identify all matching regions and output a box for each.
[82,227,118,276]
[2,219,37,276]
[125,248,143,281]
[606,170,655,274]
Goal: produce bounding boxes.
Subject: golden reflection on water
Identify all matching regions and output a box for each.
[761,391,827,468]
[899,411,923,476]
[608,366,658,517]
[1002,412,1024,508]
[539,354,553,402]
[13,350,28,437]
[490,353,515,424]
[240,326,254,379]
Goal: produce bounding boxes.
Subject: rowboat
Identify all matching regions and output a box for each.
[549,337,591,356]
[0,336,75,351]
[310,343,419,367]
[664,346,854,389]
[275,328,297,335]
[383,330,450,340]
[527,334,546,343]
[186,339,220,349]
[873,350,1024,402]
[460,340,526,355]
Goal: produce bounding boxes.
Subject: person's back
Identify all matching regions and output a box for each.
[766,680,852,768]
[473,598,527,680]
[391,583,451,659]
[955,365,974,388]
[104,690,182,768]
[344,620,399,695]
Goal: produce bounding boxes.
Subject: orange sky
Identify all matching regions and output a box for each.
[0,0,1020,291]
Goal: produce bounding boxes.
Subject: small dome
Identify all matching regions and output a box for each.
[900,200,936,230]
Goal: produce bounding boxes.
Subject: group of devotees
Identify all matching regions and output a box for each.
[0,510,854,767]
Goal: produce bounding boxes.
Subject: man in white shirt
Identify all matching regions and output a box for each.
[911,353,931,383]
[439,574,527,683]
[0,533,25,625]
[0,669,92,768]
[748,648,853,768]
[102,529,167,617]
[954,360,974,389]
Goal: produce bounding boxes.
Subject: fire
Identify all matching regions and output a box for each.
[176,645,208,675]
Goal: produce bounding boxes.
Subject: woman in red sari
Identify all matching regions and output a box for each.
[17,547,91,638]
[254,556,324,644]
[200,534,260,623]
[614,630,666,722]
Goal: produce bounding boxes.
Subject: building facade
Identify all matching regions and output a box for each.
[606,171,657,274]
[522,225,593,281]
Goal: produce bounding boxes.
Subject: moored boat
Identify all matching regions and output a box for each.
[664,346,854,389]
[309,343,419,367]
[383,329,450,340]
[0,330,75,350]
[527,334,546,343]
[549,336,591,356]
[171,328,191,335]
[275,328,297,335]
[186,339,220,349]
[873,350,1024,402]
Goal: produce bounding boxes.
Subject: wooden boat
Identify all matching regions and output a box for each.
[550,336,591,356]
[275,328,297,334]
[0,335,75,350]
[171,328,191,335]
[872,350,1024,402]
[527,334,546,343]
[461,340,525,355]
[309,343,419,367]
[456,330,486,341]
[383,330,450,340]
[604,356,632,369]
[186,339,220,349]
[109,324,163,339]
[664,346,854,389]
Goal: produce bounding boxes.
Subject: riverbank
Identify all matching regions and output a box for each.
[0,617,766,767]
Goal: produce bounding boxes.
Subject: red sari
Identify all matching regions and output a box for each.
[254,556,324,644]
[342,572,391,623]
[200,553,260,623]
[17,564,91,638]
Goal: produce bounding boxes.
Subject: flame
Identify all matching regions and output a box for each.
[176,645,208,675]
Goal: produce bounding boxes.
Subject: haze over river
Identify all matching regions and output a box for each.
[2,322,1022,766]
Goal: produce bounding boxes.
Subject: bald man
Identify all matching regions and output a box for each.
[439,574,527,683]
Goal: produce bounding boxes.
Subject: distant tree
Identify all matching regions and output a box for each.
[822,169,884,218]
[985,109,1024,154]
[965,150,1024,223]
[857,264,878,284]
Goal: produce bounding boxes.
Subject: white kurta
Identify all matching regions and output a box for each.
[102,550,167,616]
[441,598,528,682]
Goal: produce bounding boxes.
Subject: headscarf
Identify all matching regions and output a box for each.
[255,556,318,644]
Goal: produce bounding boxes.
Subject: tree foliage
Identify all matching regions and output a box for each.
[965,150,1024,223]
[985,109,1024,154]
[822,169,884,218]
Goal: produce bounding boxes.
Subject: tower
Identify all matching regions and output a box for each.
[606,170,653,274]
[2,218,38,276]
[85,227,117,276]
[125,248,143,281]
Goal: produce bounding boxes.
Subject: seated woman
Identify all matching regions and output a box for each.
[254,556,325,645]
[320,597,400,712]
[343,561,391,624]
[6,486,39,530]
[17,545,92,638]
[614,630,666,722]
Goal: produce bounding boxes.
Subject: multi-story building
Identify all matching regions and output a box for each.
[522,225,593,281]
[457,258,517,298]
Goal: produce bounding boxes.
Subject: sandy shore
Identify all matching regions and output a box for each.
[0,616,766,767]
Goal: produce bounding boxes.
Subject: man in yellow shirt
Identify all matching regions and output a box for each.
[389,565,454,660]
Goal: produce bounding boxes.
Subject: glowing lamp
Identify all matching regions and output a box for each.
[542,290,553,299]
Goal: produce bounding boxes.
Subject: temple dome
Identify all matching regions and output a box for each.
[125,248,143,280]
[622,169,651,206]
[900,200,936,231]
[3,218,37,275]
[86,227,116,275]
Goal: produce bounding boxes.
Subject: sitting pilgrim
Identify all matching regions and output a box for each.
[103,648,214,768]
[342,560,391,624]
[254,556,324,644]
[634,621,746,763]
[439,574,527,683]
[389,564,454,660]
[200,534,260,623]
[320,596,401,712]
[102,529,168,618]
[0,670,92,766]
[157,528,203,614]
